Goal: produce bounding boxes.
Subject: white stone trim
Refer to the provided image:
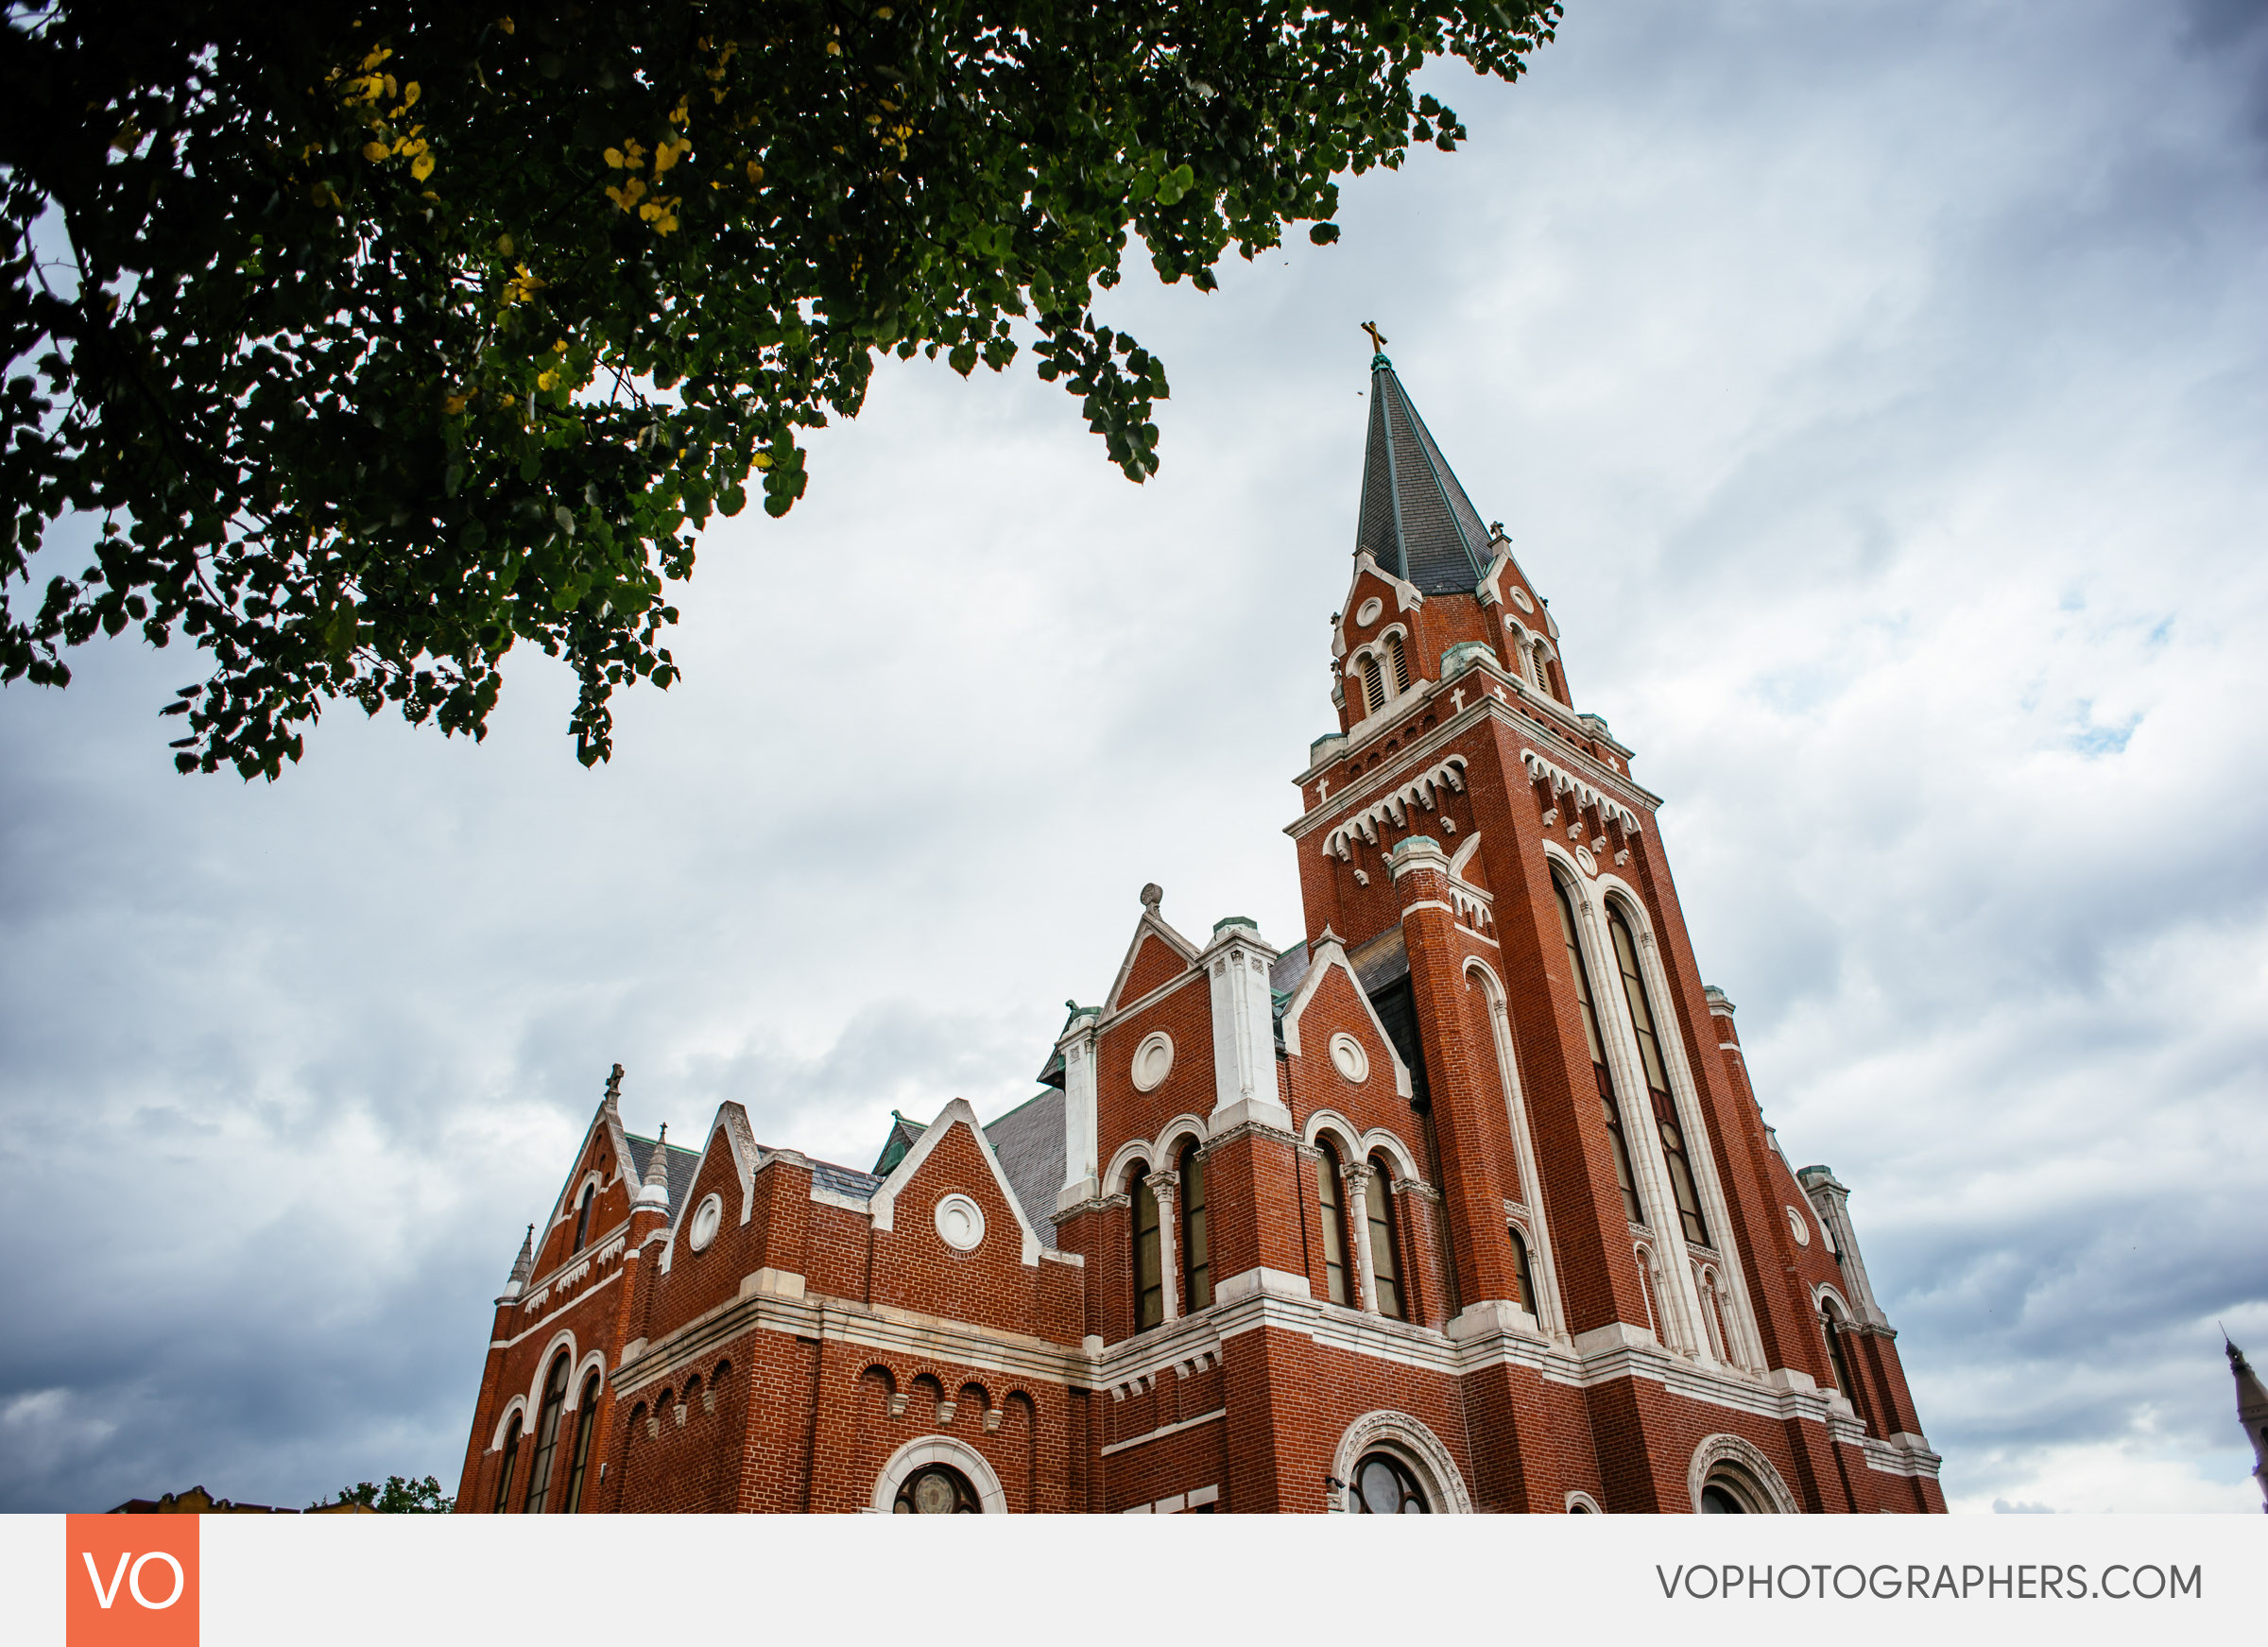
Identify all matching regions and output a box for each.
[1099,1406,1227,1457]
[1153,1112,1209,1162]
[524,1330,579,1414]
[1332,1410,1472,1514]
[1278,935,1415,1099]
[566,1348,609,1407]
[1102,1140,1153,1196]
[1203,925,1286,1130]
[1357,1128,1422,1185]
[1565,1489,1604,1514]
[869,1435,1009,1515]
[489,1396,530,1451]
[1688,1433,1800,1514]
[1462,954,1568,1340]
[1599,883,1766,1375]
[1320,756,1469,862]
[867,1097,1043,1266]
[1102,908,1204,1016]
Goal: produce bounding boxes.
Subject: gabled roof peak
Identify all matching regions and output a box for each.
[1355,360,1495,596]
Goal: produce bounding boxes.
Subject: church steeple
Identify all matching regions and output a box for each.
[1355,347,1494,594]
[2228,1335,2268,1512]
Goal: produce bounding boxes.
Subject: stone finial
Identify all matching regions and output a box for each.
[507,1225,534,1287]
[605,1062,624,1104]
[634,1123,672,1212]
[1140,883,1163,915]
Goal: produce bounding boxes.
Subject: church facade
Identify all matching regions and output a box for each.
[455,356,1944,1515]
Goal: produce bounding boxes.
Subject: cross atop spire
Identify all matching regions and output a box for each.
[1355,358,1494,595]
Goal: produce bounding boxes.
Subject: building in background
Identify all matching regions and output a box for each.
[456,354,1943,1514]
[2229,1338,2268,1512]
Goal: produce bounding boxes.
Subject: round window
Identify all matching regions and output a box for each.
[1130,1031,1175,1092]
[1329,1032,1369,1084]
[1353,1451,1429,1514]
[1355,596,1383,626]
[687,1192,723,1252]
[894,1464,980,1514]
[934,1192,986,1252]
[1785,1205,1811,1247]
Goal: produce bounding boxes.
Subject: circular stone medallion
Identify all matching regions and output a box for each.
[1329,1032,1370,1084]
[1131,1030,1175,1092]
[687,1192,723,1252]
[935,1192,986,1252]
[1574,846,1598,877]
[1785,1205,1812,1247]
[1355,596,1383,626]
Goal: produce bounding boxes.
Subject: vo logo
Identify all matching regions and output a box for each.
[64,1515,198,1645]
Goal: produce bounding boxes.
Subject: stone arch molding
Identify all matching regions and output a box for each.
[1687,1433,1800,1515]
[869,1434,1009,1514]
[1332,1410,1472,1514]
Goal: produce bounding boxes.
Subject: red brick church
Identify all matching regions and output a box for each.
[456,352,1944,1515]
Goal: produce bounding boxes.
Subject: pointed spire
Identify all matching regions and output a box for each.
[1354,350,1494,595]
[634,1123,672,1213]
[498,1225,534,1302]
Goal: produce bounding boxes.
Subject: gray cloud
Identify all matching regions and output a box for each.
[2,0,2262,1512]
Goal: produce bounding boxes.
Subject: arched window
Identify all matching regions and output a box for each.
[1361,653,1385,712]
[1352,1451,1429,1514]
[1509,1226,1538,1317]
[572,1182,594,1252]
[1129,1165,1163,1332]
[523,1352,572,1513]
[893,1464,982,1513]
[1177,1142,1211,1313]
[1821,1302,1860,1408]
[491,1413,523,1515]
[563,1372,601,1512]
[1315,1143,1351,1306]
[1554,879,1642,1225]
[1366,1154,1405,1320]
[1698,1482,1748,1514]
[1607,908,1709,1247]
[1386,632,1410,694]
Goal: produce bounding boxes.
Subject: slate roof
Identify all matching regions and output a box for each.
[812,1160,882,1200]
[1355,358,1494,595]
[623,1133,702,1212]
[984,1088,1066,1249]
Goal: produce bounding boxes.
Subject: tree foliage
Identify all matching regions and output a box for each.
[1,0,1560,776]
[320,1472,454,1512]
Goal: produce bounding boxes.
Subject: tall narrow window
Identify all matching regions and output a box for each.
[1387,632,1410,694]
[563,1372,601,1512]
[572,1182,594,1251]
[1130,1166,1163,1331]
[1316,1143,1351,1306]
[1177,1143,1211,1313]
[523,1352,571,1514]
[1366,1156,1405,1319]
[1555,879,1642,1225]
[1821,1305,1860,1408]
[491,1414,523,1515]
[1509,1227,1538,1317]
[1362,654,1385,712]
[1609,909,1710,1248]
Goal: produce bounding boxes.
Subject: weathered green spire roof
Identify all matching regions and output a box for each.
[1355,355,1494,594]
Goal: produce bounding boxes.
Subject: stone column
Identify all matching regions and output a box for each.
[1150,1169,1180,1324]
[1055,1006,1102,1214]
[1343,1160,1378,1315]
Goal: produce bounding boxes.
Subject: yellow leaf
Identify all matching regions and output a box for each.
[752,453,772,470]
[653,142,680,175]
[604,146,625,168]
[826,41,841,55]
[410,151,436,181]
[403,81,421,108]
[747,162,765,183]
[498,16,514,34]
[495,232,515,255]
[362,141,388,162]
[552,338,568,353]
[536,369,558,391]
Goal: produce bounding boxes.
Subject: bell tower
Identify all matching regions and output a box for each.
[1280,344,1940,1509]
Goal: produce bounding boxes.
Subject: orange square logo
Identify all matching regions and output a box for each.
[65,1515,198,1646]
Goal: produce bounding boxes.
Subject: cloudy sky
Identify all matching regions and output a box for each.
[4,0,2263,1515]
